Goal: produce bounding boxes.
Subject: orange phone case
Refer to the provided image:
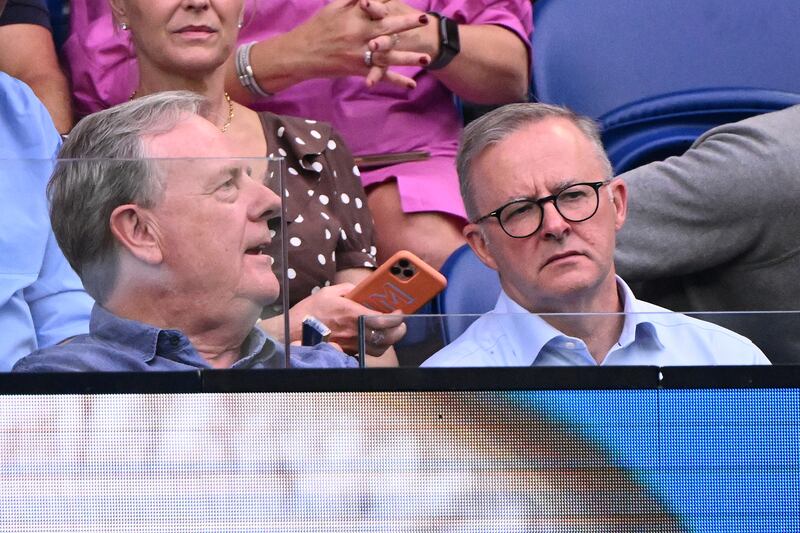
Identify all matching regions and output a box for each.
[347,251,447,314]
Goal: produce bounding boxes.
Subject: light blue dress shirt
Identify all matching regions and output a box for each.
[422,277,770,367]
[0,72,93,371]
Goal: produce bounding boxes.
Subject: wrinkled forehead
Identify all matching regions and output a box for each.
[474,120,607,202]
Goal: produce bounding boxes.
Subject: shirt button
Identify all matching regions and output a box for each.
[564,341,576,349]
[169,336,180,347]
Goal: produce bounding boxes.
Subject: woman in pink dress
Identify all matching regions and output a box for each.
[66,0,532,270]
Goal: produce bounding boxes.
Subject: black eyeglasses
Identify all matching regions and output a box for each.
[472,180,610,238]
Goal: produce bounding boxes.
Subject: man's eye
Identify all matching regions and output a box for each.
[560,190,588,202]
[504,202,535,220]
[220,179,236,190]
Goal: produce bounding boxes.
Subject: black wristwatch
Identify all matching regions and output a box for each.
[426,12,460,70]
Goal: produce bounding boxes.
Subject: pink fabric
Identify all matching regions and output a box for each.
[64,0,532,218]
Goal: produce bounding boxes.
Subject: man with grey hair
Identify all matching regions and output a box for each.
[14,91,355,371]
[423,102,768,367]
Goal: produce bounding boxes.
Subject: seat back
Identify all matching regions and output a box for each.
[434,245,501,345]
[601,88,800,174]
[532,0,800,119]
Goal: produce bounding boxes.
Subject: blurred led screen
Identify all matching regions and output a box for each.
[1,388,798,532]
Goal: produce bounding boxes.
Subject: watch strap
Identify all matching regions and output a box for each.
[426,12,460,70]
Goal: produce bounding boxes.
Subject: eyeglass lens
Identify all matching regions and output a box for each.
[499,183,600,237]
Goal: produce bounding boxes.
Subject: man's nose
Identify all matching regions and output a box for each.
[539,201,570,241]
[250,181,282,222]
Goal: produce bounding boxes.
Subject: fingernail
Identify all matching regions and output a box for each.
[419,14,429,24]
[419,56,429,66]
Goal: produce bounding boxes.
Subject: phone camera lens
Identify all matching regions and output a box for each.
[399,259,410,268]
[390,266,402,275]
[403,269,414,278]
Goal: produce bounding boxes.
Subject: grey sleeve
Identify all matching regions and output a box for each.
[615,105,800,281]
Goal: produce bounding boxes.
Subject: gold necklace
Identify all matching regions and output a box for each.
[130,91,234,133]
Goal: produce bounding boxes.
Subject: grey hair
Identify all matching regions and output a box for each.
[457,103,613,220]
[49,91,211,303]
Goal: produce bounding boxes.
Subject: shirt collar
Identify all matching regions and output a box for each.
[493,276,664,364]
[89,304,278,368]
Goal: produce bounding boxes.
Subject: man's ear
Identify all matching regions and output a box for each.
[610,178,628,231]
[463,223,499,272]
[109,204,164,265]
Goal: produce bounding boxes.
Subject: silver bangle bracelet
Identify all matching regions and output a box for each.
[236,42,273,99]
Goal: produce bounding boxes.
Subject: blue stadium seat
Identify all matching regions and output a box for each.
[433,244,501,345]
[532,0,800,119]
[601,88,800,174]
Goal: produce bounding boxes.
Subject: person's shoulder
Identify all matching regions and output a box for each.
[289,343,358,369]
[0,71,59,156]
[12,335,98,372]
[636,301,769,365]
[259,111,335,150]
[0,71,40,113]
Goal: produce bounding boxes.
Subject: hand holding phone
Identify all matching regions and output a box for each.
[346,251,447,314]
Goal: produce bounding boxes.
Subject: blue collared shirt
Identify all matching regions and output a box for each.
[13,305,358,371]
[0,72,93,371]
[422,278,770,367]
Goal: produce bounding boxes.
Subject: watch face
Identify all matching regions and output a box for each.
[442,16,461,53]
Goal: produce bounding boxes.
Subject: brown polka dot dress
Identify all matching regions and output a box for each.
[259,112,378,307]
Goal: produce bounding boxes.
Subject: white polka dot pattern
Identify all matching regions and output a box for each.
[263,114,376,305]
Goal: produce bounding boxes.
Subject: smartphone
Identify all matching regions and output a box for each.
[347,251,447,314]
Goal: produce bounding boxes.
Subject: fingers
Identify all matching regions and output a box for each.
[322,283,356,298]
[364,312,405,329]
[360,0,390,20]
[375,12,429,36]
[382,70,417,89]
[365,322,407,355]
[368,33,399,52]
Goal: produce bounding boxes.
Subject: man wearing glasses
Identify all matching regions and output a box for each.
[422,103,769,367]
